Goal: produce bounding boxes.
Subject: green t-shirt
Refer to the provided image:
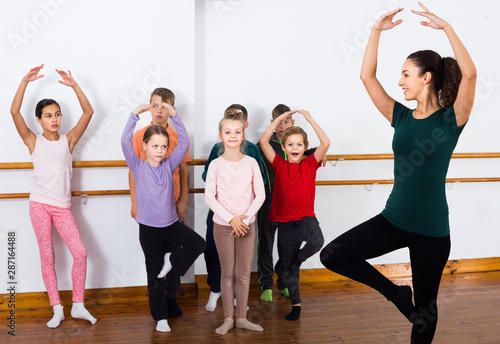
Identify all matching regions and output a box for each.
[381,102,465,237]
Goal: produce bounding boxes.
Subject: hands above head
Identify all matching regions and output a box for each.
[56,69,77,87]
[274,110,297,123]
[161,102,177,117]
[133,104,153,116]
[373,7,403,31]
[23,64,45,83]
[296,109,313,122]
[229,216,249,238]
[22,65,80,87]
[270,110,296,130]
[275,109,314,125]
[411,2,449,30]
[373,3,448,32]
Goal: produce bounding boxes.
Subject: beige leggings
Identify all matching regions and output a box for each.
[214,222,255,318]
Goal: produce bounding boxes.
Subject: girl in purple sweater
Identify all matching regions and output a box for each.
[121,103,205,332]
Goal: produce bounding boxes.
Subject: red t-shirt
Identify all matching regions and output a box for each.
[269,154,320,222]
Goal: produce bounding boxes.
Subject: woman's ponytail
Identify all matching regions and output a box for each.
[439,57,462,108]
[407,50,462,108]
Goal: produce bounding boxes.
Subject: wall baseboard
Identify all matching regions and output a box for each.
[0,283,198,311]
[2,257,499,311]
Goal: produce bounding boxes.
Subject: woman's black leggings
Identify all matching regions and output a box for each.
[320,214,450,344]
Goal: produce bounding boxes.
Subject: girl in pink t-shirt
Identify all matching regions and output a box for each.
[205,112,265,335]
[10,65,96,328]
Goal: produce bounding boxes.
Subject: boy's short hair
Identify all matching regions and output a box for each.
[224,104,248,121]
[150,87,175,106]
[281,126,308,149]
[272,104,291,120]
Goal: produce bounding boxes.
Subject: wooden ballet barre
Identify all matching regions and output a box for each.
[73,161,128,168]
[316,177,500,186]
[0,190,130,199]
[174,153,500,163]
[189,159,209,166]
[2,178,500,200]
[0,193,30,199]
[449,153,500,159]
[0,162,34,169]
[327,154,394,161]
[0,160,196,169]
[327,152,500,161]
[0,188,203,199]
[316,180,395,186]
[2,153,500,170]
[0,161,129,170]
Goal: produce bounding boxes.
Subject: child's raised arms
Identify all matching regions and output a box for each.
[160,102,177,118]
[60,69,94,153]
[133,102,177,117]
[133,104,153,116]
[296,110,330,164]
[10,65,45,154]
[10,65,95,155]
[259,110,297,164]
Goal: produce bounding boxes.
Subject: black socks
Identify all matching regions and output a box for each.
[166,297,183,318]
[390,286,423,326]
[286,306,301,321]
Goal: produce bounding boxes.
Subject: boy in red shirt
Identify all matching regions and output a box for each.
[259,109,330,321]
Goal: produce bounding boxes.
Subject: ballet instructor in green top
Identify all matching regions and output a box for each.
[321,3,476,344]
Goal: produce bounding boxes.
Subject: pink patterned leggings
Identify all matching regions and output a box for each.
[29,201,87,305]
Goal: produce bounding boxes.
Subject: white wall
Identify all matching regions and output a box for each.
[192,0,500,274]
[1,0,499,294]
[0,0,196,293]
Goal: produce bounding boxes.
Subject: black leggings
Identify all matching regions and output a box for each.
[320,214,450,344]
[139,222,206,320]
[278,217,324,305]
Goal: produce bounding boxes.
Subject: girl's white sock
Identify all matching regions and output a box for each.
[71,302,97,324]
[205,291,221,312]
[157,253,172,278]
[156,319,171,332]
[47,304,65,328]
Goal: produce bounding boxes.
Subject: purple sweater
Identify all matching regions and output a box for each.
[121,112,189,227]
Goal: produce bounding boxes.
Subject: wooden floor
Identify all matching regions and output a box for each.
[4,271,500,344]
